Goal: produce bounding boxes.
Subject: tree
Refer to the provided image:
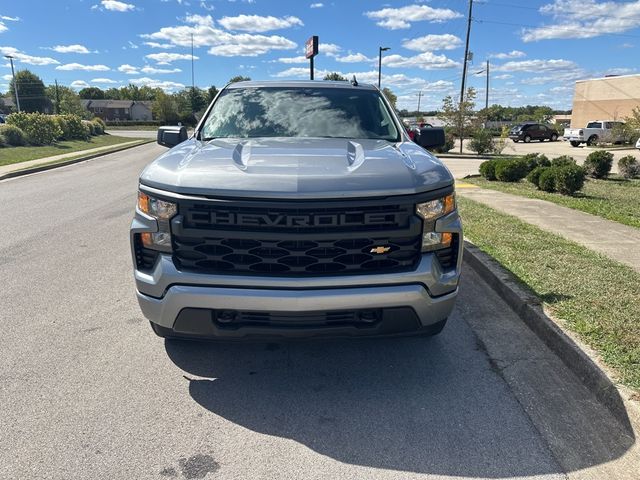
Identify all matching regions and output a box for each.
[187,87,207,113]
[46,84,86,117]
[104,87,121,99]
[323,72,347,81]
[439,87,477,152]
[78,87,105,100]
[382,87,397,110]
[229,76,251,83]
[9,69,49,113]
[152,91,179,124]
[206,85,219,104]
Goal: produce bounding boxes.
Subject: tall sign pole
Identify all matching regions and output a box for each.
[485,60,490,110]
[458,0,473,153]
[305,35,319,80]
[5,55,20,112]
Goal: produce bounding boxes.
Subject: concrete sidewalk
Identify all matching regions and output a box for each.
[0,140,142,177]
[457,184,640,273]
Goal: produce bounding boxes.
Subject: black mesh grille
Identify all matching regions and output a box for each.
[434,234,459,270]
[134,234,158,271]
[172,199,422,276]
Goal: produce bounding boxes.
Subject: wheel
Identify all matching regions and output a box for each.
[150,321,176,339]
[512,139,519,143]
[570,141,580,147]
[551,134,558,142]
[587,135,598,146]
[524,135,531,143]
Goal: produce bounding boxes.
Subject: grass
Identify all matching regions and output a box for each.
[106,125,160,131]
[464,176,640,229]
[0,135,144,167]
[459,196,640,390]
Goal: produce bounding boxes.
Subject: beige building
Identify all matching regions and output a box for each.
[571,74,640,128]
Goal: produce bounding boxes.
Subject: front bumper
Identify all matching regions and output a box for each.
[131,204,462,338]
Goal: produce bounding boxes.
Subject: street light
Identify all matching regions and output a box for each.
[378,47,390,89]
[4,55,20,112]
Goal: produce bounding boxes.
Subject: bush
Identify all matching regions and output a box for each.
[551,155,576,167]
[6,112,62,145]
[522,152,550,171]
[64,115,89,140]
[92,117,107,130]
[83,120,96,136]
[479,160,497,180]
[527,166,547,186]
[469,129,494,155]
[92,120,104,135]
[538,168,557,192]
[54,116,71,140]
[495,158,528,182]
[0,124,27,146]
[584,150,614,178]
[618,155,640,179]
[555,165,586,194]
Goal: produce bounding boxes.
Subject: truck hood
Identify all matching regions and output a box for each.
[139,137,453,199]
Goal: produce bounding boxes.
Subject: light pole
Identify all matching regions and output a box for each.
[378,47,390,89]
[475,60,490,110]
[4,55,20,112]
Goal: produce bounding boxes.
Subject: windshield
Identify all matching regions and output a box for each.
[200,86,400,141]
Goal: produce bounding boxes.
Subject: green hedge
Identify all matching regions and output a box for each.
[0,124,27,146]
[6,112,62,145]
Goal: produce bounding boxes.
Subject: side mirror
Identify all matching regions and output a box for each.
[157,126,188,148]
[416,127,446,149]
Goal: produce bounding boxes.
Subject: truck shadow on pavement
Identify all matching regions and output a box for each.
[165,306,635,477]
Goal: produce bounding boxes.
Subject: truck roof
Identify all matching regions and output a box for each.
[225,80,378,90]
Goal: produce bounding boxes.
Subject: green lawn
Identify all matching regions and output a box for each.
[459,196,640,390]
[0,135,144,167]
[106,125,160,131]
[464,175,640,229]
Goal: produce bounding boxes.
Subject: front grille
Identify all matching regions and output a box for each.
[172,198,423,276]
[216,309,381,330]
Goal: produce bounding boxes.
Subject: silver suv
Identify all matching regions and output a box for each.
[130,80,462,339]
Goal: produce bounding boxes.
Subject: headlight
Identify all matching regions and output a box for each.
[416,194,455,252]
[137,191,177,252]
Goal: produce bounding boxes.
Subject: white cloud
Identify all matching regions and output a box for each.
[143,42,175,49]
[0,46,60,65]
[118,63,139,74]
[335,53,374,63]
[140,65,181,74]
[382,52,460,70]
[310,2,323,7]
[90,78,119,84]
[523,0,640,41]
[272,67,331,78]
[0,24,6,34]
[494,59,577,72]
[56,63,110,71]
[489,50,526,59]
[99,0,135,12]
[494,74,513,80]
[365,5,462,30]
[320,43,341,57]
[141,15,297,57]
[276,55,308,64]
[0,16,19,21]
[129,76,185,91]
[145,52,196,64]
[2,73,12,80]
[402,34,462,51]
[70,80,90,89]
[200,1,215,11]
[218,14,303,33]
[49,44,91,54]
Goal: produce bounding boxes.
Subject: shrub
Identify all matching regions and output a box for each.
[64,115,89,140]
[6,112,62,145]
[54,115,71,140]
[584,150,614,178]
[495,158,528,182]
[83,120,96,136]
[618,155,640,179]
[0,124,27,146]
[92,120,104,135]
[555,165,585,195]
[92,117,107,130]
[469,128,494,155]
[538,168,557,192]
[479,160,497,180]
[522,152,550,171]
[527,166,547,186]
[551,155,576,167]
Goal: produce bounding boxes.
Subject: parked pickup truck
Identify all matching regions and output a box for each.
[564,120,625,147]
[130,80,462,340]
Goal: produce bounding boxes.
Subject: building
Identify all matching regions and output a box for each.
[570,74,640,128]
[81,99,154,121]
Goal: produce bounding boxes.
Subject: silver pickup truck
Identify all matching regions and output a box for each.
[130,80,462,340]
[564,120,625,147]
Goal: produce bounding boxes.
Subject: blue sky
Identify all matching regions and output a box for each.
[1,0,639,111]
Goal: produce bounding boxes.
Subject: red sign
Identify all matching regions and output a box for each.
[305,36,319,59]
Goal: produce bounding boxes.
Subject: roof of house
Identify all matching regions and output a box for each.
[84,99,135,108]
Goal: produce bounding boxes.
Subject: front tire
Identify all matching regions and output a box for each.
[570,141,580,147]
[512,139,519,143]
[524,135,531,143]
[551,134,558,142]
[587,135,598,146]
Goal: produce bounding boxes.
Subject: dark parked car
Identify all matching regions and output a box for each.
[509,123,559,143]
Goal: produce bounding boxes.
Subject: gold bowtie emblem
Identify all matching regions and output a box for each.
[370,246,391,254]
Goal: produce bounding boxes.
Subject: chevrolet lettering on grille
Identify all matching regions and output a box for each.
[192,211,401,228]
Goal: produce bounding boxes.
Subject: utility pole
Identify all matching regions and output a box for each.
[378,46,390,89]
[417,91,423,115]
[191,33,195,91]
[485,60,489,110]
[458,0,474,153]
[4,55,20,112]
[55,79,60,114]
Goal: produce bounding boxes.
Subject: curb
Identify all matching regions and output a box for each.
[463,241,640,431]
[0,140,154,181]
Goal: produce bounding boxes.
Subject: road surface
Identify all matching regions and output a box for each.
[0,143,636,479]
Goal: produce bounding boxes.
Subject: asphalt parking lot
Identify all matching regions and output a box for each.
[1,143,637,479]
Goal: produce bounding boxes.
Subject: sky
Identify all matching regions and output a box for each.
[1,0,639,111]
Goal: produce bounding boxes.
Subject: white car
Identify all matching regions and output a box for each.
[564,120,625,147]
[636,137,640,150]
